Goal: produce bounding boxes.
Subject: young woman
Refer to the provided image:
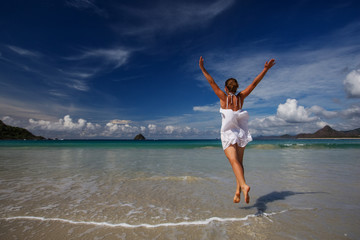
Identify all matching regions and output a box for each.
[199,56,275,204]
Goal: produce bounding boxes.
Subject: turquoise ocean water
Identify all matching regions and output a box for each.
[1,139,360,239]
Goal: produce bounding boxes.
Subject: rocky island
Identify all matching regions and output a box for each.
[134,134,146,140]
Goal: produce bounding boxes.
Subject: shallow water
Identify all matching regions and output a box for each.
[1,139,360,239]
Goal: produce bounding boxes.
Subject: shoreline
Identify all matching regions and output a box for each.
[296,138,360,140]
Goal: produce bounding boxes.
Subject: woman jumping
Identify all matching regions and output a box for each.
[199,56,275,204]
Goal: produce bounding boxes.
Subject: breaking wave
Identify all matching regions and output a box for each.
[1,210,288,228]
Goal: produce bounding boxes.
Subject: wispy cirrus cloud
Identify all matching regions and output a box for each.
[65,79,89,92]
[7,45,42,57]
[66,0,107,17]
[65,47,131,69]
[0,97,62,121]
[58,69,97,79]
[113,0,235,37]
[2,44,132,93]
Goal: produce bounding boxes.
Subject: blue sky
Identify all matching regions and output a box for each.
[1,0,360,139]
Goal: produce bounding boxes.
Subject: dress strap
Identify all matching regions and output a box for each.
[226,93,238,109]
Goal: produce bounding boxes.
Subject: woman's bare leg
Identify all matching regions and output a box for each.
[234,145,245,202]
[236,146,249,203]
[234,178,241,203]
[224,145,250,204]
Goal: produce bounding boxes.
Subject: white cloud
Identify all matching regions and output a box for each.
[165,125,176,134]
[276,99,318,123]
[101,121,200,138]
[163,125,199,136]
[116,0,235,37]
[28,115,93,131]
[55,47,133,91]
[249,115,329,136]
[49,90,68,97]
[344,69,360,98]
[193,103,219,112]
[250,115,287,129]
[86,122,97,130]
[66,79,89,91]
[1,116,21,126]
[102,122,139,137]
[27,115,101,138]
[184,126,191,133]
[7,45,41,57]
[315,121,328,129]
[111,119,132,124]
[0,97,64,121]
[309,105,338,118]
[2,44,99,94]
[1,116,12,122]
[249,99,326,135]
[6,114,170,138]
[340,105,360,119]
[148,124,157,133]
[249,98,360,136]
[66,0,107,17]
[59,70,95,79]
[67,47,130,69]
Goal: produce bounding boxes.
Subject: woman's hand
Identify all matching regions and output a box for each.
[264,59,276,70]
[241,58,276,99]
[199,56,227,101]
[199,56,205,69]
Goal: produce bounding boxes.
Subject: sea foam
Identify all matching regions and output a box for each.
[1,210,287,229]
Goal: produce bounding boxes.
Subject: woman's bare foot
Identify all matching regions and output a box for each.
[241,185,250,204]
[233,192,240,203]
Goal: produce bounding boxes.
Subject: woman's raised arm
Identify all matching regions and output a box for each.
[240,59,275,99]
[199,56,227,100]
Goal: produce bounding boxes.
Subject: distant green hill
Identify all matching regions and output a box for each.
[0,120,45,140]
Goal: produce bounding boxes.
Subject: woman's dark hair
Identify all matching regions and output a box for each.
[225,78,238,93]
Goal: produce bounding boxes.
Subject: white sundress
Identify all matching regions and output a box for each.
[219,94,252,150]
